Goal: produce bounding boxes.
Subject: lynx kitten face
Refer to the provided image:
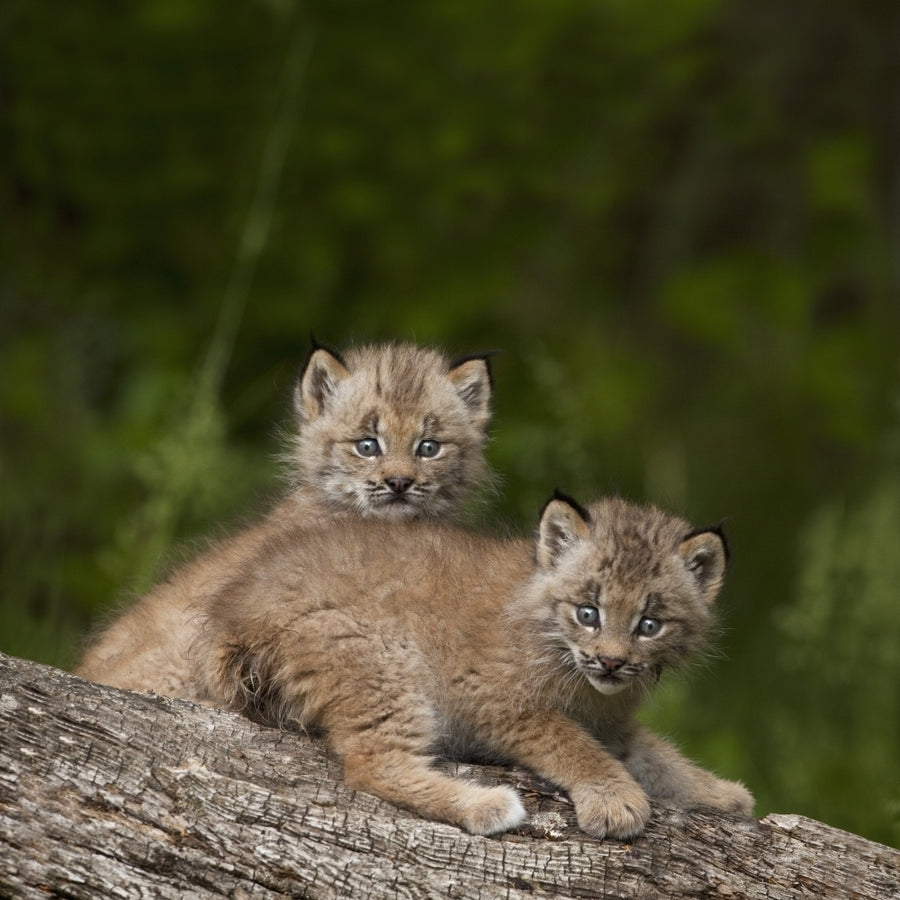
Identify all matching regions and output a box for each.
[533,494,727,697]
[291,342,492,518]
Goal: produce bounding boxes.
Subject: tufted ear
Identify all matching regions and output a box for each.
[294,345,350,422]
[677,528,728,604]
[536,491,592,569]
[447,356,493,431]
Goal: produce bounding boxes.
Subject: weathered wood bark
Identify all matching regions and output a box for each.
[0,652,897,899]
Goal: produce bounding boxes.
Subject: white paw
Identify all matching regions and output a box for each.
[461,785,527,836]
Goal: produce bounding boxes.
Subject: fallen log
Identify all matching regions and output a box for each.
[0,652,896,898]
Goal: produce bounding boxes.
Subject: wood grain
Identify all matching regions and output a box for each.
[1,653,896,899]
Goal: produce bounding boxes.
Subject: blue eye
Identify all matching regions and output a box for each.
[354,438,381,458]
[416,440,441,459]
[576,605,600,627]
[637,616,662,637]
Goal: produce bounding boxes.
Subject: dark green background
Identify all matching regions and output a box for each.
[2,0,898,846]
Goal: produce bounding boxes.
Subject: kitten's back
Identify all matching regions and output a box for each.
[76,340,494,691]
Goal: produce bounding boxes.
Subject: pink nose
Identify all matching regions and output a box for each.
[599,656,626,673]
[386,476,413,494]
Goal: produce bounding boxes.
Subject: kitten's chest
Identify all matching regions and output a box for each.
[566,685,641,752]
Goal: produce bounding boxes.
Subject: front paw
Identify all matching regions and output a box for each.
[458,785,527,836]
[570,777,651,839]
[683,774,755,816]
[709,778,755,816]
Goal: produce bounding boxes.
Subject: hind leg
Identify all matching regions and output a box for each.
[267,626,527,835]
[325,675,524,835]
[340,743,525,835]
[622,725,754,815]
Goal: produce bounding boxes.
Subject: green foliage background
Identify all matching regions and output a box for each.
[2,0,897,846]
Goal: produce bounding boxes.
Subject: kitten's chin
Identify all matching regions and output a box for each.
[585,673,629,696]
[370,498,422,519]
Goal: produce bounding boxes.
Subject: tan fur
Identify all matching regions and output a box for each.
[76,341,493,689]
[84,494,753,838]
[288,342,493,518]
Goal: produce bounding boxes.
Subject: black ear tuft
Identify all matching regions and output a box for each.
[677,527,728,604]
[683,521,730,563]
[449,350,502,389]
[542,488,592,526]
[447,355,494,430]
[295,341,351,420]
[304,333,346,371]
[536,489,592,569]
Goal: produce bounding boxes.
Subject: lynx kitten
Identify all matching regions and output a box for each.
[77,341,493,691]
[185,494,752,838]
[287,341,493,518]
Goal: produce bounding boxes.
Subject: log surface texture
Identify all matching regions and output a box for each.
[1,652,897,899]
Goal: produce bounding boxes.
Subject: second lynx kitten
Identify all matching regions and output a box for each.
[289,341,493,518]
[188,494,753,838]
[77,341,492,690]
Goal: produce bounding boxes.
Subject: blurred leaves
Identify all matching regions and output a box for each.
[1,0,898,845]
[774,436,900,845]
